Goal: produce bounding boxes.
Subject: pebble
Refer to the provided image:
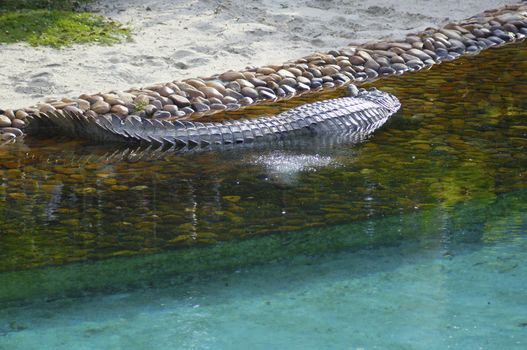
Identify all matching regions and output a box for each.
[192,102,210,113]
[0,127,23,136]
[241,87,259,99]
[1,133,15,141]
[163,105,179,116]
[91,100,111,114]
[15,110,29,120]
[170,94,191,108]
[0,115,12,127]
[153,111,171,119]
[239,97,254,106]
[4,110,15,120]
[277,69,296,79]
[111,105,129,116]
[219,71,245,81]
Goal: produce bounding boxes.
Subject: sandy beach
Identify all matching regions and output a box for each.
[0,0,518,109]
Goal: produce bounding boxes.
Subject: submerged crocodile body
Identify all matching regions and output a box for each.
[23,87,400,151]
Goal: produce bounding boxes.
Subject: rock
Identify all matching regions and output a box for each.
[219,71,245,81]
[256,67,275,75]
[192,102,210,113]
[4,110,15,120]
[92,100,111,114]
[153,111,171,119]
[185,79,206,88]
[279,77,297,87]
[277,69,296,79]
[0,127,23,136]
[241,87,259,99]
[151,100,163,109]
[15,110,29,120]
[158,86,175,97]
[63,106,83,115]
[239,97,254,106]
[205,81,227,94]
[76,99,91,111]
[0,115,12,127]
[38,103,56,113]
[133,94,150,105]
[163,104,179,115]
[170,94,191,108]
[200,86,224,99]
[222,96,238,104]
[144,104,158,116]
[210,103,227,111]
[111,105,129,116]
[1,132,15,141]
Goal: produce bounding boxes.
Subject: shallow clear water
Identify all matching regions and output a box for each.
[0,42,526,348]
[1,194,526,349]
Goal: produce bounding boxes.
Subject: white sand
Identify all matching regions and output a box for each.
[0,0,518,109]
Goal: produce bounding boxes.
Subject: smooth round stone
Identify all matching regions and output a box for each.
[192,102,210,113]
[1,132,15,141]
[38,103,56,113]
[63,105,83,115]
[15,110,29,120]
[256,67,275,75]
[134,94,150,105]
[296,82,310,91]
[320,66,339,76]
[208,97,223,105]
[0,115,12,127]
[364,59,380,71]
[281,85,296,95]
[241,87,259,99]
[249,77,266,87]
[170,94,191,108]
[205,81,227,94]
[239,97,254,106]
[466,45,480,54]
[379,66,397,75]
[322,82,335,89]
[225,103,240,111]
[354,72,368,81]
[219,71,245,81]
[435,48,449,58]
[4,110,15,120]
[520,28,527,35]
[151,100,163,109]
[310,80,322,89]
[363,68,378,79]
[287,67,303,76]
[0,127,23,136]
[225,89,244,100]
[163,105,179,115]
[279,77,297,87]
[222,96,238,104]
[75,99,91,111]
[209,103,226,111]
[406,60,424,69]
[181,107,195,115]
[92,101,111,114]
[111,105,129,116]
[153,111,171,119]
[276,88,286,97]
[277,69,296,79]
[185,88,206,99]
[258,89,276,100]
[85,110,98,118]
[493,29,514,41]
[185,79,206,88]
[158,96,172,106]
[226,81,241,92]
[236,79,255,89]
[487,35,506,45]
[144,104,158,116]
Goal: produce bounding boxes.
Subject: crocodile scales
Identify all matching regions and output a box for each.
[23,87,400,151]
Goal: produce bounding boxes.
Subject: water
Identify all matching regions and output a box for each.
[1,194,526,349]
[0,43,526,348]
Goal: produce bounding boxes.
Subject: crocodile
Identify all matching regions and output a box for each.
[20,86,400,152]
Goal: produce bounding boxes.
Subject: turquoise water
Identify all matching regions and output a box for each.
[0,196,525,349]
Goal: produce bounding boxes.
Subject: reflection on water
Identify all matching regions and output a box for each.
[0,43,526,275]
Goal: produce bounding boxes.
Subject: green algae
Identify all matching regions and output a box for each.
[0,1,130,47]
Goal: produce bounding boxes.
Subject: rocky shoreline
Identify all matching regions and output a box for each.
[1,3,527,143]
